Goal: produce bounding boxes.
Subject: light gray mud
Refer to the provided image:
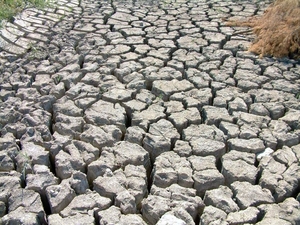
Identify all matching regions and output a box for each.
[0,0,299,224]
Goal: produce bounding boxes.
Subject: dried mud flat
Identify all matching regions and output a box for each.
[0,0,300,224]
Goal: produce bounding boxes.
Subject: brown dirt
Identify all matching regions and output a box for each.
[227,0,300,58]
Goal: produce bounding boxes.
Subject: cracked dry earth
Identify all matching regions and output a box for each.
[0,0,300,224]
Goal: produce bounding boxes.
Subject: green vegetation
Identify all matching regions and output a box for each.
[0,0,49,23]
[19,152,31,179]
[53,74,63,84]
[17,152,32,201]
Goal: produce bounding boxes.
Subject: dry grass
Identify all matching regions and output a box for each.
[227,0,300,58]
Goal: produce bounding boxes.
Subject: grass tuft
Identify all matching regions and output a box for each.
[0,0,49,22]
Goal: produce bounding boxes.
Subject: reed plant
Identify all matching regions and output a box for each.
[227,0,300,58]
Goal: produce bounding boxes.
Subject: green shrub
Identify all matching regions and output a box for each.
[0,0,48,22]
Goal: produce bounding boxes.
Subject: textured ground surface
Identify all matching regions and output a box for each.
[0,0,300,224]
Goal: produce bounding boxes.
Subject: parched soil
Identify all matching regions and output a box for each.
[0,0,300,224]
